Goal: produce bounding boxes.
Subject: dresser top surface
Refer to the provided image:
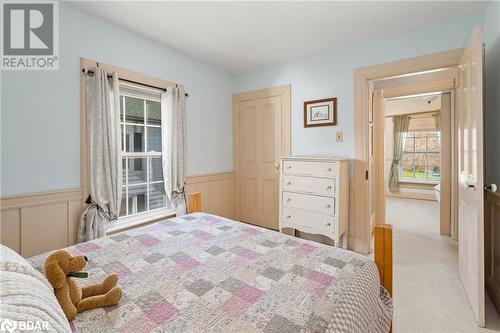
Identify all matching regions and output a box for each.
[280,155,350,161]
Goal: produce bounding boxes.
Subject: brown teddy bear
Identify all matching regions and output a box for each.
[44,250,122,320]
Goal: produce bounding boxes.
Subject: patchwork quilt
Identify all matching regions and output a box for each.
[28,213,392,333]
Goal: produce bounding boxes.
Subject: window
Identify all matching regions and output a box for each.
[119,90,171,218]
[401,131,440,183]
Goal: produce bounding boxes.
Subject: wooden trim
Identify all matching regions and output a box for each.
[232,85,291,221]
[353,49,463,254]
[374,224,393,297]
[303,97,337,128]
[0,188,83,210]
[383,78,455,98]
[188,192,202,213]
[185,172,234,184]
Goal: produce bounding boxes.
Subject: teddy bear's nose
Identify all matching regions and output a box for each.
[84,256,88,262]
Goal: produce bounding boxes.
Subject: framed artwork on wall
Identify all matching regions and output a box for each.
[304,97,337,127]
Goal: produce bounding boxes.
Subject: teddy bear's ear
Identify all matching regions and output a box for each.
[45,261,66,289]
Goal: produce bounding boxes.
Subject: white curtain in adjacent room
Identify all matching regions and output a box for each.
[78,68,122,242]
[161,85,188,216]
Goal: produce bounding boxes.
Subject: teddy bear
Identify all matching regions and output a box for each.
[44,250,122,320]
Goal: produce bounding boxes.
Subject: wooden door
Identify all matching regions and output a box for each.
[457,26,485,326]
[234,86,290,230]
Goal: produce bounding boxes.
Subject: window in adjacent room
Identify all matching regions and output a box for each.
[119,86,171,218]
[400,131,441,183]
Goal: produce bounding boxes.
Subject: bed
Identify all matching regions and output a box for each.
[23,207,392,333]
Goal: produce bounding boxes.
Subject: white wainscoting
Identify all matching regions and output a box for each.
[185,172,235,220]
[0,189,83,257]
[0,172,235,257]
[485,191,500,314]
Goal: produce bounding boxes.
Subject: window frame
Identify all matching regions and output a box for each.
[118,89,174,226]
[399,131,441,185]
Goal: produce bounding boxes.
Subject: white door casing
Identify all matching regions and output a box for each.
[457,26,485,327]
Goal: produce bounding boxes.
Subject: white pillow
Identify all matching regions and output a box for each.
[0,244,71,333]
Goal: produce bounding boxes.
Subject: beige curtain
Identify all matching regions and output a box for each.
[388,115,410,192]
[161,85,188,216]
[78,68,122,242]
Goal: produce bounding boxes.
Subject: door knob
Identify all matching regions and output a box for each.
[485,184,498,193]
[274,163,280,170]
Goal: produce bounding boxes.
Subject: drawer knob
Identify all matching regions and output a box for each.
[286,198,291,202]
[286,181,292,185]
[326,185,332,190]
[286,215,291,219]
[327,168,332,172]
[326,222,332,226]
[326,204,331,208]
[287,166,292,169]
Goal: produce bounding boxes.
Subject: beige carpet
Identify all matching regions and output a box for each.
[386,197,500,332]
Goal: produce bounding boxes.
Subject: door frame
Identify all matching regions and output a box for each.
[353,48,464,254]
[232,85,291,221]
[378,84,456,239]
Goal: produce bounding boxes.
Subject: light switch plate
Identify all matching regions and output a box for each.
[336,132,343,142]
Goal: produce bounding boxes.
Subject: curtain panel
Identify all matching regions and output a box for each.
[161,85,188,216]
[78,68,122,242]
[388,115,410,192]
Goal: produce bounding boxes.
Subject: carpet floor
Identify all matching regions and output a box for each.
[386,196,500,332]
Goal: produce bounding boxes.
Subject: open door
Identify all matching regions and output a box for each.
[457,26,485,326]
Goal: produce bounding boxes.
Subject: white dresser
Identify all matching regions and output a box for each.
[279,156,349,247]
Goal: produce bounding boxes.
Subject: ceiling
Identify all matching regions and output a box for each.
[73,1,487,74]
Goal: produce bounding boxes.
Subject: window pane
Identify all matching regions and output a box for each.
[121,124,125,152]
[147,127,162,152]
[427,153,440,168]
[402,153,414,166]
[125,96,144,124]
[122,158,127,186]
[428,134,440,152]
[429,166,440,181]
[120,96,124,122]
[128,157,147,184]
[147,100,161,125]
[125,125,145,152]
[120,188,127,216]
[149,182,166,210]
[402,165,415,179]
[404,136,415,151]
[150,157,163,182]
[415,136,427,151]
[128,184,147,214]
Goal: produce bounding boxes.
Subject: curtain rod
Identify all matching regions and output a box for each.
[81,68,189,97]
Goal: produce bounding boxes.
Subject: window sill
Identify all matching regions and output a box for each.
[399,179,439,186]
[105,208,175,235]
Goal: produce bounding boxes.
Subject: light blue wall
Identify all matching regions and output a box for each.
[483,1,500,185]
[1,3,233,196]
[233,14,482,160]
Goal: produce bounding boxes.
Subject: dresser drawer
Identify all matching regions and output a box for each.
[283,160,338,178]
[282,192,335,215]
[281,207,336,235]
[282,175,335,197]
